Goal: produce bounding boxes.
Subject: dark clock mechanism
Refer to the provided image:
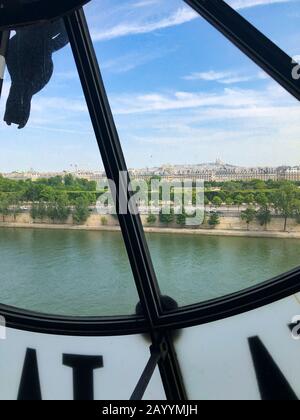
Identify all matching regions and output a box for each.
[0,0,90,30]
[4,20,68,129]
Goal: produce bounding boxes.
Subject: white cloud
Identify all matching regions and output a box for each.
[132,0,161,8]
[184,71,233,82]
[91,7,197,41]
[184,70,267,84]
[2,75,300,167]
[111,86,278,115]
[228,0,299,10]
[87,0,299,42]
[112,83,300,167]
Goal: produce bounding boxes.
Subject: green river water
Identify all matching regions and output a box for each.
[0,228,299,316]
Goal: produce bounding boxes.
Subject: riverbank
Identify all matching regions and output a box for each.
[0,221,300,239]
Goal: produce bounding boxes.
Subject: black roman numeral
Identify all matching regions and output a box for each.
[249,336,298,401]
[18,349,42,401]
[63,354,103,400]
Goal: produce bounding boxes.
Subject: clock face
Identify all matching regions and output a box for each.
[0,329,166,400]
[0,0,300,401]
[0,294,299,400]
[175,293,300,400]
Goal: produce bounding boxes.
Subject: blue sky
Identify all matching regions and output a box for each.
[0,0,300,172]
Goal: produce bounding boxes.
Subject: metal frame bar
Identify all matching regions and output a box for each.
[0,31,10,99]
[1,265,300,336]
[63,10,161,329]
[63,8,187,400]
[184,0,300,101]
[154,265,300,329]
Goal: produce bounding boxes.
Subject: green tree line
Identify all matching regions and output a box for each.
[239,182,300,231]
[0,174,98,204]
[0,174,95,225]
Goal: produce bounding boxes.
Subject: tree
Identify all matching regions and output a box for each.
[255,192,268,208]
[292,199,300,224]
[176,211,186,227]
[9,194,21,221]
[47,195,70,224]
[24,183,44,202]
[159,208,174,226]
[208,212,220,228]
[146,214,157,225]
[224,181,241,192]
[0,194,10,222]
[212,196,222,208]
[31,201,47,222]
[40,186,55,202]
[241,207,256,231]
[234,194,244,211]
[55,195,70,223]
[225,197,234,209]
[256,207,272,230]
[271,183,297,231]
[73,197,90,225]
[252,180,266,190]
[218,192,227,202]
[245,193,255,205]
[30,202,39,221]
[47,176,63,188]
[37,201,47,220]
[46,202,57,223]
[64,173,75,188]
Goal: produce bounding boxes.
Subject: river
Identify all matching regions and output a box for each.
[0,228,299,316]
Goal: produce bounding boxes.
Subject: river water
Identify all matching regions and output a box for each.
[0,228,299,316]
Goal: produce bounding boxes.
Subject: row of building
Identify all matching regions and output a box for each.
[130,161,300,182]
[3,161,300,183]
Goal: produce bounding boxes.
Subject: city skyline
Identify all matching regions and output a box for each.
[0,0,300,171]
[2,158,300,175]
[3,158,300,178]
